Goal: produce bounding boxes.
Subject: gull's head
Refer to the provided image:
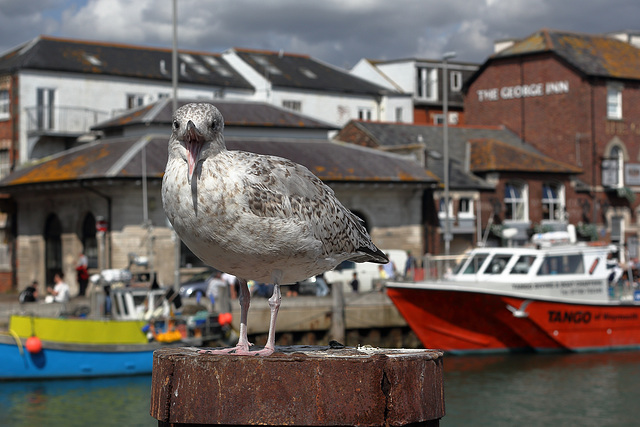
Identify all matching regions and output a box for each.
[170,103,225,182]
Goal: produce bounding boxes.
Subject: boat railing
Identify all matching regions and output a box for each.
[609,280,640,303]
[421,254,465,281]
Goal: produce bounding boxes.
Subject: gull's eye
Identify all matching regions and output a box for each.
[211,119,217,130]
[173,120,180,130]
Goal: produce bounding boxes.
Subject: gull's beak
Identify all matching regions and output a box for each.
[185,120,204,182]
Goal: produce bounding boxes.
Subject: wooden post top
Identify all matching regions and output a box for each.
[150,345,444,426]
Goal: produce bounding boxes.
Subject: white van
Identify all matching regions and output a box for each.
[324,249,409,293]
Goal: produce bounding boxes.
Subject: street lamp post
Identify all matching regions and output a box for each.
[442,51,456,256]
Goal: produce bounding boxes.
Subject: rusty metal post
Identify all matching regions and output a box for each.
[150,346,445,426]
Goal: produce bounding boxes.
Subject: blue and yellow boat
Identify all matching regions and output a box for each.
[1,288,227,380]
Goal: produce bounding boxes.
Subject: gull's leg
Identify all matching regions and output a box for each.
[200,278,252,354]
[235,270,282,356]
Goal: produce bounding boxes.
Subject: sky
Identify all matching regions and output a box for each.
[0,0,639,68]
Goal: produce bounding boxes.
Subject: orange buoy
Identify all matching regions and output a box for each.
[25,336,42,354]
[218,312,233,326]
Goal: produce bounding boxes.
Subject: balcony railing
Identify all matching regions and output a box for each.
[25,106,110,136]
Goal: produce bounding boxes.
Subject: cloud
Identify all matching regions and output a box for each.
[1,0,640,67]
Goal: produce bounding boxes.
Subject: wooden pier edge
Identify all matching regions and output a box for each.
[150,346,445,426]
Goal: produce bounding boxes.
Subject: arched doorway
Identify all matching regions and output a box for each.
[81,213,98,269]
[45,214,62,286]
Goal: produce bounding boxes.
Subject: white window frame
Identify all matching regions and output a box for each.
[610,146,625,188]
[0,148,10,178]
[607,84,623,119]
[127,93,145,109]
[0,89,9,120]
[438,197,453,218]
[417,67,438,101]
[458,197,474,219]
[395,107,403,122]
[36,87,55,130]
[450,71,463,92]
[358,107,372,121]
[542,183,565,222]
[282,100,302,112]
[504,182,528,221]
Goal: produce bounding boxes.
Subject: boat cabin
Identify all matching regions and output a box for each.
[440,244,618,302]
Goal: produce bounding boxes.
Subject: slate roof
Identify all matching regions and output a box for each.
[0,135,436,191]
[467,29,640,88]
[468,138,582,174]
[0,35,253,90]
[230,48,392,95]
[93,99,337,132]
[338,121,568,190]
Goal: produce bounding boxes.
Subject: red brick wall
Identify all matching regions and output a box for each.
[0,272,13,293]
[466,53,640,225]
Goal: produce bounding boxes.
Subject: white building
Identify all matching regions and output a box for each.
[0,36,413,176]
[221,48,413,127]
[351,57,479,126]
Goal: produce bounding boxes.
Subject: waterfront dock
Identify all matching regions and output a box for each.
[0,290,419,348]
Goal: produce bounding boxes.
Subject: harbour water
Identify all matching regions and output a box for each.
[1,351,638,426]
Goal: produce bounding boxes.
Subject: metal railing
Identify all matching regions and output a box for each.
[421,253,466,281]
[24,106,110,135]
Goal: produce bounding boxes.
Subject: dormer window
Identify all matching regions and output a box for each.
[416,67,437,101]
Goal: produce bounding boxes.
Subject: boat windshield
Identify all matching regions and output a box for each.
[537,254,584,275]
[459,253,489,274]
[485,254,513,274]
[510,255,536,274]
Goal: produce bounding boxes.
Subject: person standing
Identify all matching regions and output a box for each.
[404,251,417,281]
[76,252,89,296]
[350,272,359,293]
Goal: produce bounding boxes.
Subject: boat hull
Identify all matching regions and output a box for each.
[387,285,640,354]
[0,335,162,380]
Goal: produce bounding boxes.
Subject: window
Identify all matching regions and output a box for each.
[282,100,302,112]
[458,197,474,218]
[504,182,528,221]
[510,255,536,274]
[542,183,565,221]
[450,71,462,92]
[438,197,453,218]
[602,146,624,188]
[537,255,584,276]
[486,254,512,275]
[358,107,372,121]
[0,148,9,178]
[127,94,145,109]
[395,107,403,122]
[607,84,622,119]
[36,88,55,130]
[462,254,488,274]
[0,89,9,119]
[416,67,437,100]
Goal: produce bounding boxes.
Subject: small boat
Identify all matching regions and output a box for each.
[1,287,227,380]
[386,232,640,354]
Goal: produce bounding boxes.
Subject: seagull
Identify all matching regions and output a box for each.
[162,103,389,356]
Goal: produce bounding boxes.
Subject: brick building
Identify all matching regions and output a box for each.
[464,29,640,256]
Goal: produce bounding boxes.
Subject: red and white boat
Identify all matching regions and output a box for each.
[387,234,640,354]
